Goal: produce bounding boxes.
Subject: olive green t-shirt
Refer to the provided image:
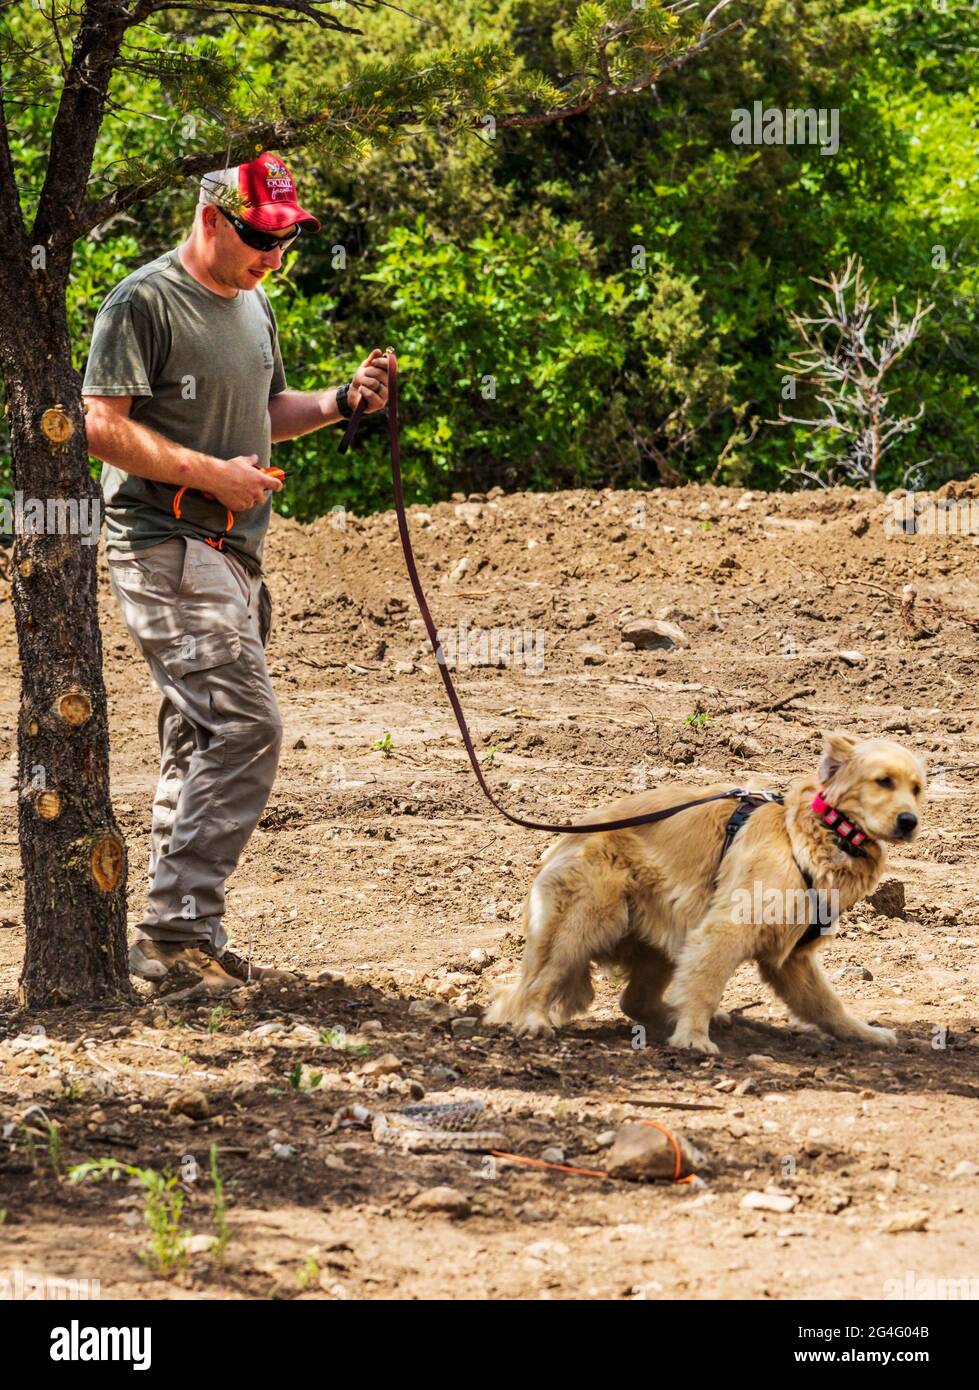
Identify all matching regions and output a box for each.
[82,247,287,577]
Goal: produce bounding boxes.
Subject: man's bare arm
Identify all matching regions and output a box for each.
[268,386,345,443]
[269,351,392,442]
[83,395,281,512]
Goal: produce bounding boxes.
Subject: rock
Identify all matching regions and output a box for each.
[841,964,874,980]
[316,968,346,985]
[289,1024,321,1043]
[714,1080,737,1093]
[166,1090,209,1121]
[837,649,865,666]
[409,1186,471,1218]
[870,879,906,919]
[249,1022,287,1037]
[605,1122,702,1182]
[447,556,470,583]
[949,1160,979,1180]
[407,998,451,1021]
[595,1130,616,1149]
[231,1082,263,1106]
[523,1239,568,1268]
[394,661,415,676]
[186,1234,216,1256]
[740,1191,798,1214]
[450,1017,478,1039]
[541,1147,565,1165]
[746,1054,774,1065]
[727,1122,749,1139]
[882,1210,929,1233]
[731,735,765,758]
[292,737,307,750]
[362,1020,384,1034]
[733,1078,757,1096]
[358,1053,403,1077]
[579,643,606,665]
[620,617,689,651]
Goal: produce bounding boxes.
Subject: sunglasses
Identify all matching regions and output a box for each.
[216,205,303,254]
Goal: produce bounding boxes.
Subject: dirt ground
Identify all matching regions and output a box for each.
[1,480,978,1301]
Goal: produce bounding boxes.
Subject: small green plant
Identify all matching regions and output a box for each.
[319,1028,369,1058]
[207,1006,229,1034]
[19,1125,38,1172]
[372,731,393,754]
[209,1144,230,1268]
[295,1253,320,1290]
[46,1122,62,1178]
[482,744,499,766]
[61,1079,85,1101]
[289,1061,327,1091]
[0,1209,7,1224]
[684,712,710,729]
[698,519,714,530]
[69,1159,190,1277]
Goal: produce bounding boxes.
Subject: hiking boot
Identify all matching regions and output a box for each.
[216,945,297,986]
[129,939,242,1001]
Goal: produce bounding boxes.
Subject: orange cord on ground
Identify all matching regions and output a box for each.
[488,1118,697,1185]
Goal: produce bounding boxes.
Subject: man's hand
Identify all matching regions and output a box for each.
[206,454,284,512]
[348,348,394,414]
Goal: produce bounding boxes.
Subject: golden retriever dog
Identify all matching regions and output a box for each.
[486,731,925,1053]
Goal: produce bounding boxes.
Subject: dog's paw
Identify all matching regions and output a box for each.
[667,1025,719,1055]
[830,1019,898,1048]
[511,1012,555,1039]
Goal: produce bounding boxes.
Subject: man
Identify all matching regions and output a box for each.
[83,150,390,1000]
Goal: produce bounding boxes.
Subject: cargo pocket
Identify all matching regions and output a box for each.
[157,629,241,679]
[258,581,273,649]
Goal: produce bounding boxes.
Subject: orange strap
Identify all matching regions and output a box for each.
[488,1119,696,1185]
[171,467,285,550]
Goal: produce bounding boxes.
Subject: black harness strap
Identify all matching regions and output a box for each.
[716,791,829,951]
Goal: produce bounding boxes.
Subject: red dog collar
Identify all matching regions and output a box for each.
[811,789,869,849]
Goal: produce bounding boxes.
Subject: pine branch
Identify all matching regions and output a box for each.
[134,0,400,33]
[71,2,742,240]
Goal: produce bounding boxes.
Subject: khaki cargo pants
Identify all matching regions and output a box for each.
[107,537,283,951]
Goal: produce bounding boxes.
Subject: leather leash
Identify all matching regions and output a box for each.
[336,351,756,837]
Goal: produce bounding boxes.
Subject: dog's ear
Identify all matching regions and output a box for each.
[819,730,858,784]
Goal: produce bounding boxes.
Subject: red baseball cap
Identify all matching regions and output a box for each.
[199,150,320,233]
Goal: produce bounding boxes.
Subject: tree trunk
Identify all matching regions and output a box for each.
[2,268,131,1008]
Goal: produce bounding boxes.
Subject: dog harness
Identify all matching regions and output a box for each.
[717,790,870,950]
